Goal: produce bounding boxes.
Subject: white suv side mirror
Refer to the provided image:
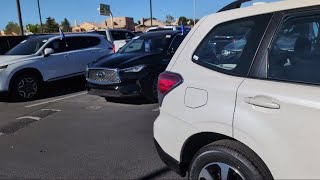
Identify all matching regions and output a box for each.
[44,48,54,57]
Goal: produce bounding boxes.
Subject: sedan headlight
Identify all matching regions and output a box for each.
[121,65,146,73]
[0,65,8,70]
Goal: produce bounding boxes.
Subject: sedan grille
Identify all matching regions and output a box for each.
[87,68,120,84]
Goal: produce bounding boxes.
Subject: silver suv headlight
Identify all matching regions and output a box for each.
[121,65,146,73]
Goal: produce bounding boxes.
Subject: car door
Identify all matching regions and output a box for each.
[40,38,72,81]
[66,37,100,75]
[174,14,272,136]
[234,10,320,179]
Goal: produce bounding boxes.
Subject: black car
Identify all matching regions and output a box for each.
[86,30,187,102]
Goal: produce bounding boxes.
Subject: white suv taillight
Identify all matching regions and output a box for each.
[158,71,183,106]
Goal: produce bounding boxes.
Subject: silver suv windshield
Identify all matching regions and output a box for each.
[6,36,50,55]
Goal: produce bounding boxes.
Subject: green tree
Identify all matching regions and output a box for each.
[44,17,59,33]
[26,24,39,34]
[165,15,175,24]
[61,18,71,32]
[4,21,20,35]
[178,16,188,26]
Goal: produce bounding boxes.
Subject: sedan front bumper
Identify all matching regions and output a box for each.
[87,81,142,98]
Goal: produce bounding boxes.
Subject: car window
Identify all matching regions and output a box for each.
[67,37,93,51]
[125,32,135,39]
[46,39,68,54]
[86,37,101,47]
[169,35,185,52]
[111,31,123,40]
[6,37,49,55]
[268,15,320,84]
[120,35,170,53]
[111,31,134,40]
[192,14,272,76]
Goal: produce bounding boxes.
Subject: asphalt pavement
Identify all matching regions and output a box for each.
[0,79,183,179]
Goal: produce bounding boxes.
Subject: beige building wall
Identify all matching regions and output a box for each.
[104,17,135,31]
[140,18,168,27]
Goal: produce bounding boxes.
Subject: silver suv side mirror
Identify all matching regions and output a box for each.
[44,48,54,57]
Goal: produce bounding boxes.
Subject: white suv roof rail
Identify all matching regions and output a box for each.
[218,0,252,12]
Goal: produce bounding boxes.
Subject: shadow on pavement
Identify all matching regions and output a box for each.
[105,96,156,105]
[137,167,172,180]
[0,76,86,103]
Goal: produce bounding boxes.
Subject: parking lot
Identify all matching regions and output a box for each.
[0,79,181,179]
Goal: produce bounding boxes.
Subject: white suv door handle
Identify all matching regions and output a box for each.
[90,50,96,53]
[244,97,280,109]
[64,54,70,57]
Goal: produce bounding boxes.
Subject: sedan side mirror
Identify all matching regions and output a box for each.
[44,48,54,57]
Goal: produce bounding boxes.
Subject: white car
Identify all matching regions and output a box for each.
[154,0,320,179]
[87,29,135,52]
[0,33,113,100]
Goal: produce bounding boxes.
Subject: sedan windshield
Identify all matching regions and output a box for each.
[119,35,170,54]
[6,37,49,55]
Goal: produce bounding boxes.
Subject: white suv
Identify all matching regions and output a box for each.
[154,0,320,179]
[0,34,113,100]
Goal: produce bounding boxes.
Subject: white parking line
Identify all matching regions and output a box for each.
[152,108,160,112]
[25,91,87,108]
[16,116,41,121]
[40,109,61,112]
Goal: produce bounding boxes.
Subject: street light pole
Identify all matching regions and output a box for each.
[193,0,196,26]
[16,0,24,35]
[149,0,153,26]
[37,0,43,33]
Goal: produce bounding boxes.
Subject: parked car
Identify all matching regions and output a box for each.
[0,33,113,100]
[87,29,135,53]
[154,0,320,179]
[86,30,187,102]
[0,36,28,55]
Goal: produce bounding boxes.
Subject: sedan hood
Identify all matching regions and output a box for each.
[0,55,36,66]
[90,52,161,69]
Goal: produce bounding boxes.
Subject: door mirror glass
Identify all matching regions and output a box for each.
[44,48,54,57]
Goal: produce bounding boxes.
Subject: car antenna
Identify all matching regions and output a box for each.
[218,0,252,12]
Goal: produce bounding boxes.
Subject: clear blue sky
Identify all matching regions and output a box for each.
[0,0,278,30]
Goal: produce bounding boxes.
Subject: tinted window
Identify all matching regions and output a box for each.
[111,31,134,40]
[120,35,170,53]
[111,31,123,40]
[193,14,272,76]
[46,39,68,54]
[268,15,320,84]
[6,37,49,55]
[169,35,185,52]
[67,37,100,50]
[87,37,101,47]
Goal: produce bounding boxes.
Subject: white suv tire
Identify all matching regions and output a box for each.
[189,140,273,180]
[11,73,41,101]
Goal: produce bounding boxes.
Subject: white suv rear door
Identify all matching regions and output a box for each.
[234,10,320,179]
[169,13,272,136]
